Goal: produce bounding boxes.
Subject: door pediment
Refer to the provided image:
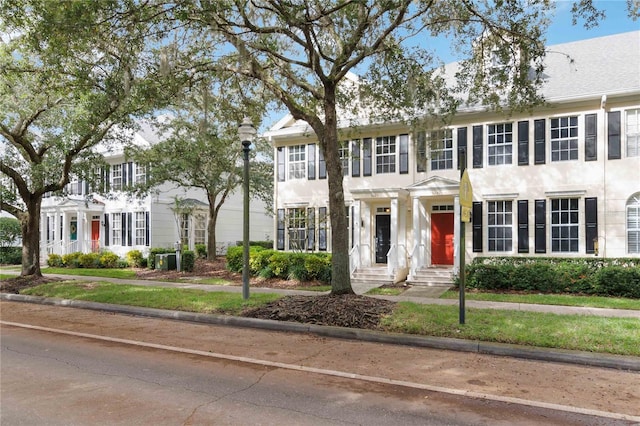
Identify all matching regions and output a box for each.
[407,176,460,197]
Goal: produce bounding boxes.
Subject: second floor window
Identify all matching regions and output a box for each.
[376,136,396,174]
[627,109,640,157]
[339,143,349,176]
[430,130,453,170]
[288,145,306,179]
[112,164,123,190]
[551,116,578,162]
[487,123,513,165]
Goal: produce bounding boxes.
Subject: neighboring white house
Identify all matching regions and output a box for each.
[40,121,273,260]
[265,31,640,285]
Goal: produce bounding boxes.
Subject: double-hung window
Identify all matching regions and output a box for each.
[627,109,640,157]
[375,136,396,174]
[111,213,122,245]
[550,116,578,161]
[111,164,123,190]
[288,145,306,179]
[135,163,146,184]
[430,130,453,170]
[488,201,513,251]
[551,198,579,252]
[194,213,206,245]
[487,123,513,165]
[180,213,190,246]
[134,212,146,246]
[628,193,640,253]
[288,208,306,250]
[339,143,349,176]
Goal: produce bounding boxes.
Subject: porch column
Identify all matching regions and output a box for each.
[397,198,407,269]
[411,196,421,277]
[353,201,361,271]
[53,212,61,254]
[454,196,460,276]
[361,202,371,267]
[77,211,86,253]
[420,199,428,267]
[389,198,398,275]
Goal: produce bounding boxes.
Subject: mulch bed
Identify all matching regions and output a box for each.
[0,275,63,294]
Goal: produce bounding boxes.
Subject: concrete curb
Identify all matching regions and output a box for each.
[2,293,639,372]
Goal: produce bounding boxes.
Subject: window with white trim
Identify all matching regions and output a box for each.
[487,123,513,165]
[488,201,513,251]
[627,193,640,253]
[135,163,146,184]
[180,213,190,246]
[194,213,206,245]
[429,130,453,170]
[111,213,122,245]
[288,208,306,250]
[375,136,396,174]
[339,143,349,176]
[111,164,123,190]
[288,145,306,179]
[627,109,640,157]
[551,198,579,252]
[134,212,146,246]
[550,116,578,161]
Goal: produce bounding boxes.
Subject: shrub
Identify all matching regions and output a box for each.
[268,252,291,278]
[181,250,195,272]
[99,252,120,268]
[62,252,82,268]
[195,244,207,259]
[126,250,144,268]
[250,249,274,275]
[595,267,640,298]
[466,264,511,290]
[46,253,63,267]
[79,252,101,268]
[237,240,273,249]
[226,246,243,272]
[304,254,332,283]
[0,247,21,265]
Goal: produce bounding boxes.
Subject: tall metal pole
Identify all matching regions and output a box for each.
[459,149,467,325]
[242,139,251,300]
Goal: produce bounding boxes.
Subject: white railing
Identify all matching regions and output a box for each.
[66,240,79,254]
[349,244,360,275]
[397,244,406,269]
[386,244,396,276]
[360,243,371,267]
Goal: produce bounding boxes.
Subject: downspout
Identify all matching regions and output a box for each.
[601,95,607,258]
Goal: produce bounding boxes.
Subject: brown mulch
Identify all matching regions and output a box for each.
[243,294,396,330]
[0,275,63,294]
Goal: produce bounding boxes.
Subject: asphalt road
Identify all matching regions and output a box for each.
[1,302,639,425]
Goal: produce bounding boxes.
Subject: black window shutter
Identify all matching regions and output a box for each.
[518,121,529,166]
[457,127,468,170]
[472,125,483,168]
[318,207,327,251]
[472,201,483,252]
[127,212,133,246]
[534,199,546,253]
[585,197,598,253]
[608,111,621,160]
[307,207,315,251]
[277,209,285,250]
[399,134,409,174]
[307,144,316,180]
[104,214,110,246]
[277,147,285,182]
[534,119,545,164]
[585,114,597,161]
[128,162,134,186]
[517,200,529,253]
[122,163,128,187]
[363,138,372,176]
[103,166,111,192]
[121,212,126,246]
[318,149,326,179]
[351,140,361,177]
[145,211,150,246]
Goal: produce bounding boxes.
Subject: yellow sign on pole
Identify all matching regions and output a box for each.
[459,170,473,222]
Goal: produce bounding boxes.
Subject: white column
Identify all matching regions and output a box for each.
[412,197,421,276]
[398,198,406,269]
[389,198,398,275]
[77,211,85,253]
[420,200,429,266]
[362,203,371,267]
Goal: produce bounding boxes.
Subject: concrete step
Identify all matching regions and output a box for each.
[407,267,454,287]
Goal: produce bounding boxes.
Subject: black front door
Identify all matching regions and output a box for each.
[375,214,391,263]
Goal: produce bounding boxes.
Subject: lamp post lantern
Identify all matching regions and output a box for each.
[238,117,256,300]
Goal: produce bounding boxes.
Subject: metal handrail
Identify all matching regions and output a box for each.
[386,244,396,276]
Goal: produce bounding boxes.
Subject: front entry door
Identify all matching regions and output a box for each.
[375,214,391,264]
[91,220,100,252]
[431,213,454,265]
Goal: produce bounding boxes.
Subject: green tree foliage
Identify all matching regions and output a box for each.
[0,0,182,276]
[0,216,21,248]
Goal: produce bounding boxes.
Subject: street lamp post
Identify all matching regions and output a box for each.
[238,117,256,300]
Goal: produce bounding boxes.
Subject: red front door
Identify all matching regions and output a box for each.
[91,220,100,252]
[431,213,454,265]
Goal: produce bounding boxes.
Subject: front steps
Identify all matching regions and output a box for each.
[406,266,454,287]
[350,266,394,294]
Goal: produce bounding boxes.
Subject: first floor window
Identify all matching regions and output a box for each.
[288,145,306,179]
[551,198,579,252]
[135,212,146,245]
[180,213,189,247]
[627,109,640,157]
[550,116,578,161]
[430,130,453,170]
[288,208,306,250]
[628,193,640,253]
[488,201,513,251]
[111,213,122,245]
[194,213,206,245]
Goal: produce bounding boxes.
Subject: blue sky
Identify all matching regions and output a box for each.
[262,1,638,130]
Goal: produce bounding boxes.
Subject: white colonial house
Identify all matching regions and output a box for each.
[265,31,640,286]
[40,121,273,261]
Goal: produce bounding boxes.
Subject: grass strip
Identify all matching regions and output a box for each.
[42,267,138,279]
[22,281,280,315]
[381,302,640,356]
[441,290,640,310]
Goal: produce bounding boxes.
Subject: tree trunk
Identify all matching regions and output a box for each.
[206,207,218,261]
[21,197,42,277]
[321,89,354,295]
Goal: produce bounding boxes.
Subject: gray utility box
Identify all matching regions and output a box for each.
[155,254,177,270]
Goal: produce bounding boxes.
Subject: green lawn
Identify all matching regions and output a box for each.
[19,281,640,356]
[42,267,138,279]
[441,290,640,310]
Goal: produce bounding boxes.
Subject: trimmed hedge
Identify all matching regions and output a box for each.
[0,247,21,265]
[181,250,195,272]
[226,246,332,284]
[465,257,640,298]
[46,251,124,268]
